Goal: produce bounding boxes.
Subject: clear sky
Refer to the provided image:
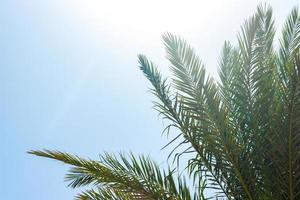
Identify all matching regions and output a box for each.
[1,0,299,199]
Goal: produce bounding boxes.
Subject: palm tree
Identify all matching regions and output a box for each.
[30,4,300,200]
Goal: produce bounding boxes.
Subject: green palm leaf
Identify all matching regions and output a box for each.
[29,150,204,200]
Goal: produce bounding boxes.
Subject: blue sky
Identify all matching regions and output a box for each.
[1,0,299,199]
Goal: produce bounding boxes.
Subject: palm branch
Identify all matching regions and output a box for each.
[29,150,205,200]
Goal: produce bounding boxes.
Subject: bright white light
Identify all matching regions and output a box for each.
[63,0,298,77]
[67,0,228,39]
[65,0,238,76]
[71,0,226,33]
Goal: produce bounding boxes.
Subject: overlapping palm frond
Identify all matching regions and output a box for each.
[139,4,300,200]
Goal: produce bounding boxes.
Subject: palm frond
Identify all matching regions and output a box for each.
[29,150,204,200]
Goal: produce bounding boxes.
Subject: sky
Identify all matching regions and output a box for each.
[0,0,299,199]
